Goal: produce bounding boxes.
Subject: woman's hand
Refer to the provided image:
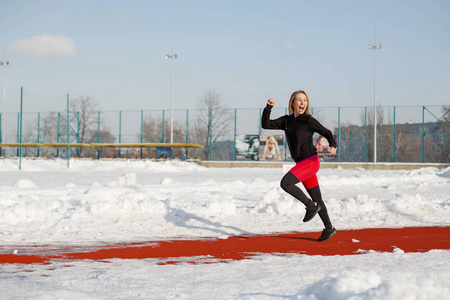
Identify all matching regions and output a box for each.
[267,98,276,106]
[329,147,337,155]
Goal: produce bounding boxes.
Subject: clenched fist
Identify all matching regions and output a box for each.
[267,98,276,106]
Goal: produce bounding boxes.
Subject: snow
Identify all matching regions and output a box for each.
[1,159,449,299]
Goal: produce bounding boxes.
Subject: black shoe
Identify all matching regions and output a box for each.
[318,227,337,242]
[303,203,321,222]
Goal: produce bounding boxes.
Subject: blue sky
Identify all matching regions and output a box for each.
[1,0,449,113]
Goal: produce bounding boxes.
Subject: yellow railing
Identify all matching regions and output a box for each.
[0,143,203,149]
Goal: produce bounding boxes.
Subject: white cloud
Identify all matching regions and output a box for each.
[8,34,77,57]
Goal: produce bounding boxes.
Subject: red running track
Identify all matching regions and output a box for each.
[1,227,449,265]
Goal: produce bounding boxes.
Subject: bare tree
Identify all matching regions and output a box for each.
[193,90,233,160]
[70,96,98,144]
[141,115,186,157]
[70,96,99,156]
[337,122,364,162]
[432,106,450,161]
[22,112,59,157]
[85,127,117,158]
[359,106,386,127]
[142,115,185,144]
[443,106,450,122]
[142,115,161,143]
[357,106,391,161]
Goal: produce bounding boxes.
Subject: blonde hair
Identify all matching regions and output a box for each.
[288,90,311,115]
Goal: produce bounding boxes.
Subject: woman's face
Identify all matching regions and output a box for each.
[292,93,308,116]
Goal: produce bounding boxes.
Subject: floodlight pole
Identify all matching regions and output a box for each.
[0,61,9,144]
[165,54,177,144]
[368,44,381,163]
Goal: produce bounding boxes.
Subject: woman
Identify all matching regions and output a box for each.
[261,90,337,242]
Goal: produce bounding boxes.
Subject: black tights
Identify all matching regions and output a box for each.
[280,172,332,229]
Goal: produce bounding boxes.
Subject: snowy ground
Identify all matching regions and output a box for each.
[1,159,449,299]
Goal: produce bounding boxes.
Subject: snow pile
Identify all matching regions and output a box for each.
[1,249,449,299]
[305,269,449,300]
[0,159,449,299]
[107,172,137,186]
[0,160,449,244]
[12,179,37,188]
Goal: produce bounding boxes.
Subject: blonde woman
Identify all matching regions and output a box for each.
[261,90,337,241]
[263,135,281,160]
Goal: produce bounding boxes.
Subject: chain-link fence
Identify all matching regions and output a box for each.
[0,91,448,163]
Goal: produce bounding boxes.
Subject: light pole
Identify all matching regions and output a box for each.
[165,54,177,144]
[368,44,381,163]
[0,61,9,144]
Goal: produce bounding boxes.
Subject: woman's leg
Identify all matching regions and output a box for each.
[299,158,333,229]
[280,172,312,206]
[284,154,335,238]
[306,184,333,229]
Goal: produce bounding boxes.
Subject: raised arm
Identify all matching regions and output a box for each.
[261,99,286,130]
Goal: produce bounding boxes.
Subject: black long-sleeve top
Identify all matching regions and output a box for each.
[261,104,337,162]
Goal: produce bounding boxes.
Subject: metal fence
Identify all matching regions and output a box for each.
[0,93,448,163]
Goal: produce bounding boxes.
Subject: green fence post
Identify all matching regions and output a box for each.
[37,112,40,157]
[19,87,23,170]
[77,112,80,157]
[422,106,425,163]
[337,107,341,162]
[97,111,100,159]
[57,112,60,157]
[259,108,262,136]
[140,110,143,158]
[186,109,189,158]
[209,108,212,160]
[364,107,367,162]
[118,111,122,158]
[234,108,237,161]
[393,106,396,162]
[67,94,70,167]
